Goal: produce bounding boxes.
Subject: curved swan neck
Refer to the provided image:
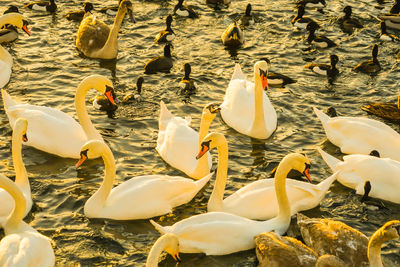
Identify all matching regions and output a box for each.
[368,244,383,267]
[207,137,229,211]
[274,160,291,221]
[12,129,28,189]
[0,14,20,29]
[98,7,127,58]
[0,175,26,234]
[75,81,102,140]
[250,66,267,137]
[146,235,173,267]
[91,145,116,206]
[0,45,12,65]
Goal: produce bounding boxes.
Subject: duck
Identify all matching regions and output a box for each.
[179,63,196,95]
[220,61,277,139]
[313,106,400,161]
[318,148,400,204]
[306,21,337,48]
[25,0,57,13]
[99,0,121,16]
[353,44,381,74]
[0,118,31,228]
[150,153,311,256]
[144,44,173,74]
[379,1,400,30]
[295,0,326,8]
[305,54,339,83]
[146,233,180,267]
[292,5,318,30]
[0,173,55,266]
[66,2,94,22]
[173,0,198,18]
[155,15,175,43]
[197,132,337,220]
[76,140,213,220]
[0,6,20,44]
[361,93,400,121]
[2,75,115,159]
[339,6,363,34]
[0,13,31,88]
[122,76,144,103]
[297,214,400,266]
[221,21,244,47]
[239,3,254,27]
[260,58,296,87]
[390,0,400,14]
[76,0,134,59]
[156,102,218,180]
[379,20,398,41]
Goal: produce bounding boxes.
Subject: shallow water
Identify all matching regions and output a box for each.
[1,0,400,266]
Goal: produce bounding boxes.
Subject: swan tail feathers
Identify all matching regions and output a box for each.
[231,63,246,81]
[194,172,214,190]
[317,148,341,171]
[317,171,339,191]
[1,89,16,113]
[313,107,330,126]
[150,220,167,235]
[159,101,173,130]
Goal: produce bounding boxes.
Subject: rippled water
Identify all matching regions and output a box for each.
[1,0,400,266]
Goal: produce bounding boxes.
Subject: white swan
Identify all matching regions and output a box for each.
[2,75,115,159]
[150,153,311,255]
[0,13,30,88]
[76,140,213,220]
[220,61,277,139]
[156,102,218,180]
[76,0,133,59]
[0,118,31,228]
[197,132,336,220]
[146,233,180,267]
[0,173,55,266]
[318,148,400,204]
[314,107,400,161]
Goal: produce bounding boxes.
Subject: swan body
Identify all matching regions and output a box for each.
[76,0,133,59]
[150,153,311,255]
[198,132,335,220]
[313,107,400,161]
[0,13,30,88]
[318,148,400,204]
[77,140,213,220]
[0,118,31,228]
[146,233,180,267]
[221,61,277,139]
[0,174,54,267]
[221,22,244,47]
[156,102,218,180]
[2,75,115,159]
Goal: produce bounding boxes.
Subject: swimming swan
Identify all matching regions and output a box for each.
[76,140,213,220]
[318,148,400,204]
[0,173,55,266]
[313,107,400,161]
[146,233,180,267]
[0,118,31,228]
[0,13,30,88]
[2,75,115,159]
[197,132,336,220]
[220,61,277,139]
[76,0,133,59]
[156,102,219,180]
[150,153,311,255]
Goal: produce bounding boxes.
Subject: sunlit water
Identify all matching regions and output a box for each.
[0,0,400,266]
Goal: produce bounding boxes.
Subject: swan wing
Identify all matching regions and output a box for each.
[76,15,110,54]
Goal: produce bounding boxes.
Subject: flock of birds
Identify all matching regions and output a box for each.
[0,0,400,266]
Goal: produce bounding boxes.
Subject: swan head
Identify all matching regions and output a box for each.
[80,75,116,105]
[196,132,226,159]
[163,233,180,262]
[254,60,269,90]
[13,118,28,142]
[202,103,220,120]
[368,220,400,257]
[119,0,135,23]
[1,13,30,36]
[281,153,311,182]
[76,140,107,167]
